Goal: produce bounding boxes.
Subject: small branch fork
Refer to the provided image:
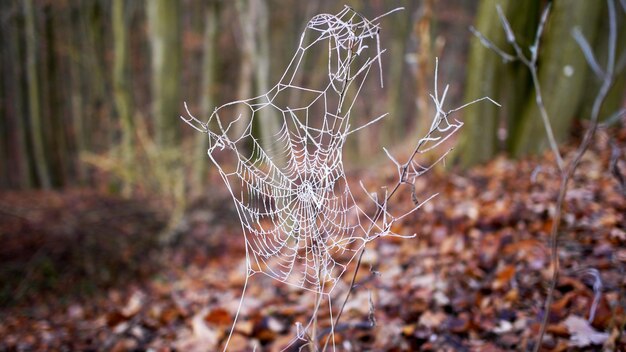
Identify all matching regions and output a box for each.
[471,1,620,350]
[470,3,563,171]
[321,58,499,352]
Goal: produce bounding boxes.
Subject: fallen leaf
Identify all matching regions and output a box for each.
[121,290,145,318]
[418,310,446,329]
[563,315,609,347]
[493,265,515,290]
[204,307,232,326]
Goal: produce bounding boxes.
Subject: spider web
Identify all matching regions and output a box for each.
[182,5,498,350]
[181,3,488,299]
[184,6,404,295]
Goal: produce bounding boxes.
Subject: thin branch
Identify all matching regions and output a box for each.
[535,0,618,350]
[531,3,552,64]
[599,108,626,128]
[469,26,516,63]
[572,27,604,78]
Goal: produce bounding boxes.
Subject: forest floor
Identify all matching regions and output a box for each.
[1,124,625,352]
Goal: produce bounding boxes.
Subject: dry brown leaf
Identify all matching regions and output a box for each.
[204,307,232,326]
[493,265,516,290]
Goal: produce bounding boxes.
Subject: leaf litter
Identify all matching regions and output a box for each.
[0,126,625,351]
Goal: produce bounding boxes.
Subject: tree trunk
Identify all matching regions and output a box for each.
[67,4,87,184]
[413,0,435,141]
[456,0,539,168]
[81,0,108,151]
[253,0,282,158]
[23,0,51,188]
[457,1,624,167]
[112,0,135,191]
[1,1,32,189]
[0,13,6,189]
[42,4,68,187]
[193,0,220,189]
[232,0,255,141]
[147,0,181,147]
[382,0,412,145]
[511,1,603,156]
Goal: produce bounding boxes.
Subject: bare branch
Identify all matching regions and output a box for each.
[572,27,604,78]
[530,2,552,64]
[535,1,620,350]
[469,26,516,63]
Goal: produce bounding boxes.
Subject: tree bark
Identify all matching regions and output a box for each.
[67,4,87,184]
[112,0,135,186]
[147,0,181,147]
[1,1,32,189]
[81,0,108,150]
[413,0,435,142]
[232,0,255,141]
[23,0,51,188]
[42,4,68,187]
[193,0,220,189]
[382,0,412,145]
[253,0,282,159]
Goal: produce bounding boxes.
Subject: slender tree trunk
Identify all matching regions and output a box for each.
[0,17,6,189]
[43,4,68,187]
[194,0,220,189]
[112,0,134,193]
[232,0,255,141]
[253,0,281,158]
[67,4,87,184]
[147,0,181,147]
[413,0,435,141]
[383,1,412,145]
[81,0,108,151]
[1,1,32,189]
[23,0,51,189]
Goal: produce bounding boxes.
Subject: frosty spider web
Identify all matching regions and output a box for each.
[183,5,406,295]
[182,5,498,350]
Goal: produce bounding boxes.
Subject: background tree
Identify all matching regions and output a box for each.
[112,0,134,184]
[457,0,626,167]
[1,0,622,193]
[456,0,539,167]
[23,0,51,189]
[193,0,221,189]
[1,0,32,189]
[147,0,181,148]
[512,1,604,156]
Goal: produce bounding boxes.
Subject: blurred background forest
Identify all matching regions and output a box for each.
[1,0,624,200]
[1,0,626,350]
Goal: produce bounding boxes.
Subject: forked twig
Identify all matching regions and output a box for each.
[471,4,563,171]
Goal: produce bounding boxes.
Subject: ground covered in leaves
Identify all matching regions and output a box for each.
[1,126,625,351]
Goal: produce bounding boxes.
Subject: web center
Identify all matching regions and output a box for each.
[297,181,316,203]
